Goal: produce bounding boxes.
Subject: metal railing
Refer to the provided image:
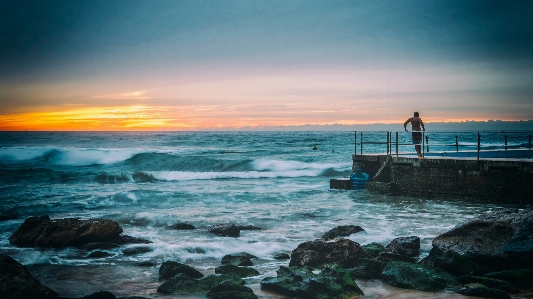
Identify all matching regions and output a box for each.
[354,131,533,160]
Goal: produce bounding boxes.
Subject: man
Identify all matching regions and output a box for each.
[404,112,425,158]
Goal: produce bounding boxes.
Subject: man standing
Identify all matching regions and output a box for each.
[404,112,425,158]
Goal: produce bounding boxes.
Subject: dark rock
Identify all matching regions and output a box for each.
[289,238,370,268]
[260,263,364,299]
[0,254,58,299]
[347,258,387,279]
[458,275,518,293]
[321,225,364,240]
[0,215,16,221]
[208,224,240,237]
[362,242,385,258]
[157,273,243,295]
[87,251,113,258]
[9,216,123,248]
[122,246,153,255]
[383,236,420,257]
[484,269,533,287]
[110,235,151,245]
[431,209,533,271]
[457,283,511,299]
[273,253,290,260]
[377,252,417,263]
[419,247,483,277]
[215,265,260,278]
[221,255,253,266]
[159,261,204,280]
[168,223,196,230]
[116,297,150,299]
[207,281,258,299]
[80,242,119,250]
[79,291,116,299]
[136,261,157,267]
[381,260,460,292]
[235,225,262,231]
[227,252,258,259]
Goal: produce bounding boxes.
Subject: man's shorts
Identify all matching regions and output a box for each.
[412,132,422,144]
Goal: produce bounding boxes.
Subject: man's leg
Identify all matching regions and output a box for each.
[415,145,422,157]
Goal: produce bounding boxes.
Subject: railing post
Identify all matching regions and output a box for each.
[360,131,363,155]
[395,132,399,157]
[354,131,357,155]
[530,134,532,150]
[386,131,390,155]
[477,132,481,160]
[422,131,425,158]
[455,135,459,152]
[425,135,429,152]
[505,135,508,151]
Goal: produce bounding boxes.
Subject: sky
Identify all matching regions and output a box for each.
[1,0,533,130]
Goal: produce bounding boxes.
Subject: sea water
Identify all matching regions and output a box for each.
[0,131,530,298]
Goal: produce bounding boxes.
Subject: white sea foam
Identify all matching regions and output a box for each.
[0,147,52,161]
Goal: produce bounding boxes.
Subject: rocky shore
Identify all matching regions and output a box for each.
[2,209,533,299]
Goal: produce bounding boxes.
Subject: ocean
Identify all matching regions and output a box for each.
[0,131,530,298]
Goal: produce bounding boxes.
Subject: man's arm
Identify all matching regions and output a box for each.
[421,120,425,131]
[404,119,410,131]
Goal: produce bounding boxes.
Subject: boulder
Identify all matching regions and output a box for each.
[0,254,58,299]
[79,291,116,299]
[87,251,113,258]
[458,275,518,293]
[431,209,533,271]
[383,236,420,257]
[122,246,153,255]
[362,242,385,258]
[347,258,387,279]
[273,253,290,260]
[289,238,370,268]
[221,255,253,266]
[321,225,364,240]
[168,223,196,230]
[235,225,262,231]
[80,242,120,250]
[260,264,363,299]
[159,261,204,280]
[110,235,151,245]
[9,216,123,248]
[457,283,511,299]
[420,247,483,277]
[215,265,259,278]
[208,224,240,237]
[206,282,258,299]
[484,269,533,288]
[157,273,243,295]
[381,260,460,292]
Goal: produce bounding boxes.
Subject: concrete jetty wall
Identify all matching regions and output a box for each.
[349,155,533,203]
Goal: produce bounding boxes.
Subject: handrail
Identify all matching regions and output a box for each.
[354,131,533,160]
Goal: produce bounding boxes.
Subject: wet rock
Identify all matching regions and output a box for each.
[0,254,58,299]
[80,242,119,250]
[377,252,416,263]
[9,215,123,248]
[484,269,533,288]
[289,238,370,268]
[419,247,483,277]
[321,225,364,240]
[159,261,204,280]
[383,236,420,257]
[206,282,258,299]
[157,273,243,295]
[260,263,364,299]
[221,255,253,266]
[79,291,116,299]
[273,253,290,260]
[168,223,196,230]
[457,283,511,299]
[122,246,153,255]
[87,251,113,258]
[215,265,260,278]
[347,258,387,279]
[116,297,151,299]
[235,225,262,231]
[362,242,385,258]
[110,235,151,245]
[381,260,460,292]
[208,224,240,237]
[431,209,533,271]
[458,275,518,293]
[228,252,258,259]
[0,215,16,222]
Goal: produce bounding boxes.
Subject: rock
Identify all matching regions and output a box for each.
[9,216,123,248]
[381,260,460,292]
[227,252,258,259]
[122,246,153,255]
[80,242,120,250]
[484,269,533,288]
[431,209,533,271]
[215,265,260,278]
[79,291,116,299]
[157,273,243,295]
[273,253,290,260]
[168,223,196,230]
[289,238,370,268]
[110,235,151,245]
[377,252,416,263]
[347,258,387,279]
[87,251,113,258]
[0,215,16,222]
[206,281,258,299]
[235,225,262,231]
[260,263,363,299]
[458,275,518,293]
[221,255,253,266]
[208,224,240,237]
[457,283,511,299]
[116,297,151,299]
[321,225,364,240]
[159,261,204,280]
[419,247,483,277]
[383,236,420,257]
[362,242,385,258]
[0,254,58,299]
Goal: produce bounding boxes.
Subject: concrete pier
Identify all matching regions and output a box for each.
[331,154,533,203]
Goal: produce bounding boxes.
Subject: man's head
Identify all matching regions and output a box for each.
[414,112,419,117]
